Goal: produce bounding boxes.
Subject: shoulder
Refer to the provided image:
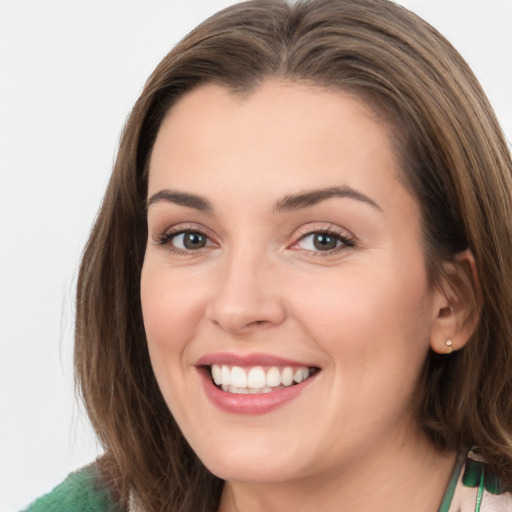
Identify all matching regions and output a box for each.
[444,450,512,512]
[21,464,123,512]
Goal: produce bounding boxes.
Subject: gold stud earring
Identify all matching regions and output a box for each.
[445,339,453,354]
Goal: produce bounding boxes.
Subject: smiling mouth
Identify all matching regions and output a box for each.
[206,364,320,394]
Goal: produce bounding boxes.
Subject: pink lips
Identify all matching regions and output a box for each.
[196,352,319,415]
[196,352,313,368]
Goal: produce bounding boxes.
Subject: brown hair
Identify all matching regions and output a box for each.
[75,0,512,510]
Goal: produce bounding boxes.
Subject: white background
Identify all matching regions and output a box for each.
[0,1,511,510]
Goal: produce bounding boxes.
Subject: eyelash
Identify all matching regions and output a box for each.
[156,226,214,255]
[292,227,356,256]
[156,225,356,256]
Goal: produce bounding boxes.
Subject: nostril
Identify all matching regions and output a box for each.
[248,320,267,327]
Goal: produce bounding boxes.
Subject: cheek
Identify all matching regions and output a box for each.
[140,263,208,407]
[289,261,434,379]
[140,262,213,431]
[141,264,203,349]
[290,266,434,444]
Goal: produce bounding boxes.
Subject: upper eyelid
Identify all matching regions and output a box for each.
[158,229,211,246]
[294,231,355,245]
[153,222,213,240]
[290,223,357,248]
[152,221,356,247]
[293,222,354,239]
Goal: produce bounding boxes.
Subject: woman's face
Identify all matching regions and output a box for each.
[141,81,446,484]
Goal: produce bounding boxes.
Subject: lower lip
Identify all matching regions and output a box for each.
[198,368,317,415]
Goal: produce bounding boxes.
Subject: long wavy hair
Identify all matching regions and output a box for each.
[74,0,512,510]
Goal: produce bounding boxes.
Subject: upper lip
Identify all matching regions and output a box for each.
[196,352,318,368]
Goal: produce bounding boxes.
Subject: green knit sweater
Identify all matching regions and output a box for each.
[20,451,512,511]
[21,466,121,512]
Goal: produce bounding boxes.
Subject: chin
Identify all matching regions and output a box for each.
[203,457,301,485]
[192,436,310,484]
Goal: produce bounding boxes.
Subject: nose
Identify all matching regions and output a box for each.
[206,249,286,335]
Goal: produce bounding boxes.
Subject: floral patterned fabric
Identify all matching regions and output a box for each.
[439,450,512,512]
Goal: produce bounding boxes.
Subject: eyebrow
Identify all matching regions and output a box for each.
[146,190,213,212]
[146,185,381,214]
[273,186,382,213]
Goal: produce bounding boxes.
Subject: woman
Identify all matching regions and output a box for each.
[23,0,512,511]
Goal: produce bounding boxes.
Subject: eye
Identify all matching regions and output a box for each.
[173,231,208,250]
[158,228,214,252]
[293,229,356,254]
[300,233,340,251]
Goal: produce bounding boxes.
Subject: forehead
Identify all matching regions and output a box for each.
[148,80,404,196]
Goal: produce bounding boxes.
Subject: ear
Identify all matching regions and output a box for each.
[430,249,480,355]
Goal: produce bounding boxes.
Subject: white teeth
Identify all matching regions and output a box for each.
[230,366,247,388]
[211,364,222,385]
[266,367,281,387]
[221,365,231,386]
[281,367,294,386]
[231,387,249,394]
[247,367,266,389]
[209,364,315,393]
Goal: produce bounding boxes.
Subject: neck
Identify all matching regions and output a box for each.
[218,433,457,512]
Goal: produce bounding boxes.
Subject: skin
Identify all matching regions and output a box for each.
[141,81,467,511]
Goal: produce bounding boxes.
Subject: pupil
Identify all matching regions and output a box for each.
[184,232,206,249]
[313,233,337,250]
